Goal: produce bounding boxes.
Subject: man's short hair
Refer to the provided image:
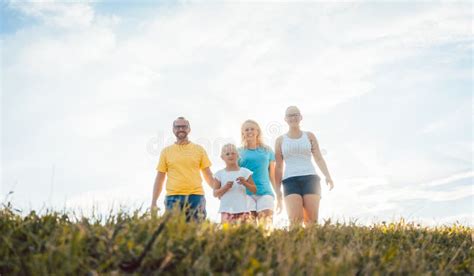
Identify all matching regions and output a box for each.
[173,116,190,127]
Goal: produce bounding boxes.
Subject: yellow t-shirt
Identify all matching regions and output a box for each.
[157,142,211,195]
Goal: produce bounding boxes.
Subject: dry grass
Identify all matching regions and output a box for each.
[1,203,472,275]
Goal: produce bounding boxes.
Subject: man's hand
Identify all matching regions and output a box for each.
[150,202,159,212]
[150,202,160,219]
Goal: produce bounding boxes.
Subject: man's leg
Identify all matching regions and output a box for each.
[165,195,186,214]
[187,195,207,222]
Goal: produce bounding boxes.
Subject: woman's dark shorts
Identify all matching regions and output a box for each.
[282,175,321,197]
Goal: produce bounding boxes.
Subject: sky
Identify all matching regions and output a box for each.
[1,0,472,226]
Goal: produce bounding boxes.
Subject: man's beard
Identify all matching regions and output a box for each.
[176,132,188,139]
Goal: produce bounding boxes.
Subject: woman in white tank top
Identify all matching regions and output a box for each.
[274,106,334,226]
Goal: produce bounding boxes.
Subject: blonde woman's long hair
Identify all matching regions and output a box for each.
[240,119,271,150]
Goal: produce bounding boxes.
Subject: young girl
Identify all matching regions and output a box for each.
[213,143,257,223]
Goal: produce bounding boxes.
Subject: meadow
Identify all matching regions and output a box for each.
[1,202,472,275]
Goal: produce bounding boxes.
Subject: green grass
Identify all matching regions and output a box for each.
[1,203,472,275]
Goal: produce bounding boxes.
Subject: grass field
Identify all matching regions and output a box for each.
[1,203,472,275]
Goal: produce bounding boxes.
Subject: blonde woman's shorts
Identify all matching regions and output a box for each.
[246,194,274,212]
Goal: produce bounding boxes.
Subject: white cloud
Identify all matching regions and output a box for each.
[8,0,95,29]
[420,170,474,188]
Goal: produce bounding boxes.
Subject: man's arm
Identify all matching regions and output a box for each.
[201,167,215,189]
[213,178,222,198]
[151,171,166,209]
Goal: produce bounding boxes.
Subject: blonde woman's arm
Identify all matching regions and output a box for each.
[307,132,334,190]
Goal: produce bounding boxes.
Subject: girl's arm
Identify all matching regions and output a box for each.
[213,179,233,198]
[308,132,334,190]
[238,175,257,194]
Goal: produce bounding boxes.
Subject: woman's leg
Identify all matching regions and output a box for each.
[284,194,304,225]
[255,195,275,226]
[248,195,258,223]
[237,212,252,223]
[302,194,321,225]
[221,213,231,224]
[257,209,273,226]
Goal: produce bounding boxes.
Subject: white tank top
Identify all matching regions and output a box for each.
[281,131,317,180]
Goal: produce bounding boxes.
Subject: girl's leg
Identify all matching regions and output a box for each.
[241,212,252,223]
[302,194,321,225]
[250,211,258,222]
[221,213,231,223]
[235,212,251,223]
[284,194,304,226]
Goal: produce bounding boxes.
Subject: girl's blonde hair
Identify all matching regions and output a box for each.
[240,119,271,150]
[221,143,238,156]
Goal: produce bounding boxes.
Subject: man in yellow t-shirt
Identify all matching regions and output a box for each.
[151,117,214,221]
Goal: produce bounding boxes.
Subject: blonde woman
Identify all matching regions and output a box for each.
[275,106,334,226]
[238,120,281,225]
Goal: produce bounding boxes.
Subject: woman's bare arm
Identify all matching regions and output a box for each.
[274,136,284,199]
[268,161,277,194]
[308,132,334,190]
